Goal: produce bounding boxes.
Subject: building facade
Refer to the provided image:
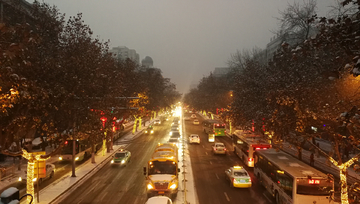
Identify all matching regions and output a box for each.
[109,46,140,64]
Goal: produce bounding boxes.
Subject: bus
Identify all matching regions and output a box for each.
[202,119,226,142]
[144,143,180,199]
[232,130,271,167]
[58,139,92,162]
[254,148,334,204]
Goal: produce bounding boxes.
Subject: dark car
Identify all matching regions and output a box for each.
[145,126,154,134]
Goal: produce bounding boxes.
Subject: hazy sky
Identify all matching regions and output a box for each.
[38,0,335,94]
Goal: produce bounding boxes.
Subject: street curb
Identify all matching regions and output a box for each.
[48,130,144,204]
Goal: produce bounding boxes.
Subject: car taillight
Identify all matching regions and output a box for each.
[224,148,227,151]
[248,158,253,162]
[249,178,251,182]
[215,148,217,150]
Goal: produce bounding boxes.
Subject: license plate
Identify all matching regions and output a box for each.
[240,179,245,183]
[158,191,164,194]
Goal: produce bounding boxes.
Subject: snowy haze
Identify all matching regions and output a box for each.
[38,0,335,94]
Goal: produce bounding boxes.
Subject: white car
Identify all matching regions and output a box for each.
[189,134,200,144]
[154,119,161,125]
[212,142,227,155]
[190,114,197,119]
[193,119,199,125]
[145,196,173,204]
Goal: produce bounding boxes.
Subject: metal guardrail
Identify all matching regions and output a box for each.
[0,165,15,181]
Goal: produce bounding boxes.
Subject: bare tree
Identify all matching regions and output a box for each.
[327,0,358,19]
[277,0,318,43]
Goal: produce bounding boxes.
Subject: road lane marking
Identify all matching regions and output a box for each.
[202,145,205,148]
[224,192,230,202]
[263,193,273,203]
[210,161,212,164]
[215,173,219,179]
[205,152,208,155]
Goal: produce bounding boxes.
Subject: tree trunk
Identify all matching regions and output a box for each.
[339,166,350,204]
[91,144,95,163]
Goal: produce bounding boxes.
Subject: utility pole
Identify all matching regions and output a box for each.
[71,121,76,177]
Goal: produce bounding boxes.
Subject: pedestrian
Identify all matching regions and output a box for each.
[310,153,315,167]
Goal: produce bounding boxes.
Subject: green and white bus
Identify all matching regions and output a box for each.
[254,148,334,204]
[202,119,226,142]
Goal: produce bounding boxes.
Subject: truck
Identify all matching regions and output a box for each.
[144,143,180,199]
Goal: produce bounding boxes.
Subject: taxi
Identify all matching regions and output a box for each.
[145,126,154,134]
[225,166,252,188]
[111,149,131,166]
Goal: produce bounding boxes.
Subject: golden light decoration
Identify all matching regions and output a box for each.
[22,149,50,204]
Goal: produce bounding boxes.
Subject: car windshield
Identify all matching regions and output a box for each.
[216,144,224,147]
[115,152,126,157]
[234,171,248,177]
[169,138,178,142]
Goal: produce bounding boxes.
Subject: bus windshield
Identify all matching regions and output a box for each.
[149,160,177,175]
[296,178,333,196]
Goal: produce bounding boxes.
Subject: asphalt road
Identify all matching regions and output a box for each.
[59,121,171,204]
[183,112,274,204]
[60,113,275,204]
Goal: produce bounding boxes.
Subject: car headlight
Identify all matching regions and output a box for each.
[151,130,154,133]
[59,157,63,160]
[75,157,79,161]
[18,177,22,182]
[33,178,37,182]
[121,160,125,164]
[169,132,172,135]
[169,183,177,189]
[111,160,114,164]
[145,131,148,133]
[147,184,154,190]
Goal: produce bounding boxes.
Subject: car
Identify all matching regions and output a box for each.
[171,119,180,125]
[171,123,180,130]
[19,163,55,185]
[190,114,197,119]
[145,126,154,134]
[169,131,181,138]
[193,119,199,125]
[145,196,173,204]
[168,137,180,145]
[212,142,227,154]
[189,134,200,144]
[111,149,131,166]
[225,166,252,188]
[154,119,161,125]
[184,117,191,121]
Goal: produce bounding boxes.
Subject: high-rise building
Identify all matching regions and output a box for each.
[109,46,140,64]
[141,56,154,68]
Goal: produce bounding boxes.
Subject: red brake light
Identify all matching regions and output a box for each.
[224,148,227,151]
[65,141,68,145]
[248,158,253,162]
[256,147,260,150]
[263,148,267,150]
